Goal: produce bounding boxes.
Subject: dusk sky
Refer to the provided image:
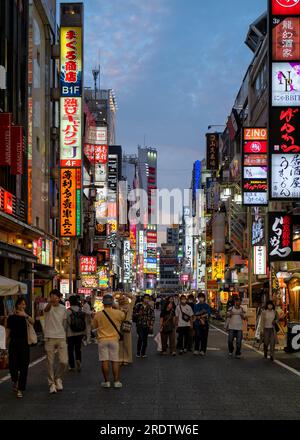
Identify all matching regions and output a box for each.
[62,0,266,191]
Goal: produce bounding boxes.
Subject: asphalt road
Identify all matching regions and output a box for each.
[0,318,299,420]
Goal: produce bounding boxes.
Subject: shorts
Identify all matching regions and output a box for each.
[98,340,120,362]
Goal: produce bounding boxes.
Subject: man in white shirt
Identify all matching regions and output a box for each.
[44,290,68,394]
[175,295,194,354]
[227,297,247,359]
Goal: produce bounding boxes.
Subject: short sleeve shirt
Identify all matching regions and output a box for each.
[176,304,194,328]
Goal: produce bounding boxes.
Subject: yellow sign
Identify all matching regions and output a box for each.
[60,27,82,97]
[212,253,225,281]
[60,168,77,237]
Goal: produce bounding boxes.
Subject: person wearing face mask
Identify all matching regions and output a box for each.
[175,295,194,355]
[133,294,155,358]
[194,294,211,356]
[260,301,279,362]
[226,297,247,359]
[160,297,176,356]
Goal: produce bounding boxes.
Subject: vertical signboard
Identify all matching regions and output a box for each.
[242,128,268,206]
[270,0,300,199]
[206,134,219,171]
[0,113,12,166]
[253,246,267,275]
[123,240,131,282]
[60,10,83,237]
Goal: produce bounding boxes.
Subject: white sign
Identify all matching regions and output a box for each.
[185,215,193,270]
[254,246,267,276]
[123,240,131,282]
[139,231,144,255]
[86,127,107,145]
[60,279,70,296]
[243,192,268,205]
[272,154,300,199]
[272,63,300,107]
[244,167,267,179]
[252,217,264,245]
[95,164,107,183]
[291,325,300,351]
[0,325,6,350]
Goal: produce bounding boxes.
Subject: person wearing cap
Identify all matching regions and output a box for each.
[133,294,155,358]
[226,297,247,359]
[118,293,136,366]
[92,294,125,389]
[44,290,68,395]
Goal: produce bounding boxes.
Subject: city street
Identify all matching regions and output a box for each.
[0,319,299,421]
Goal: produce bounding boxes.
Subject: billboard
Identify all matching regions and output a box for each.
[80,257,97,274]
[123,240,131,282]
[272,0,300,16]
[272,16,300,60]
[60,97,82,167]
[84,144,108,165]
[272,62,300,106]
[253,246,267,275]
[60,27,82,97]
[206,134,219,171]
[242,128,268,206]
[0,113,12,167]
[60,168,81,237]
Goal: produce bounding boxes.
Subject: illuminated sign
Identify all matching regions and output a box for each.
[212,253,225,281]
[272,16,300,60]
[272,0,300,16]
[11,126,24,175]
[272,62,300,106]
[123,240,131,282]
[80,257,97,274]
[60,168,81,237]
[253,246,267,275]
[270,108,300,154]
[60,27,82,97]
[271,154,300,198]
[60,97,82,167]
[242,128,268,206]
[84,144,108,165]
[0,113,12,166]
[269,213,293,261]
[81,275,98,289]
[206,133,219,171]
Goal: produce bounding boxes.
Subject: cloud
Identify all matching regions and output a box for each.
[83,0,170,93]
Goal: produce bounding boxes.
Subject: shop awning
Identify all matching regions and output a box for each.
[0,276,28,297]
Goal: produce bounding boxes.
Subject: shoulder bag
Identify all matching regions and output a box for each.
[26,318,38,346]
[180,306,191,323]
[103,310,124,341]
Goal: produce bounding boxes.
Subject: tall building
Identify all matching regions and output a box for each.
[0,0,59,312]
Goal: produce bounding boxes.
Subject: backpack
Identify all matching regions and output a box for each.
[69,310,86,333]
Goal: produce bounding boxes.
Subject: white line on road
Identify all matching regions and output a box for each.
[0,356,47,385]
[211,324,300,379]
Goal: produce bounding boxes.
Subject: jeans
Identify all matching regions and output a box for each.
[228,330,243,356]
[137,327,149,356]
[9,340,30,392]
[194,327,209,353]
[67,335,83,368]
[177,327,190,351]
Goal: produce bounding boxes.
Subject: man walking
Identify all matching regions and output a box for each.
[227,297,247,359]
[194,293,211,356]
[44,290,68,394]
[133,294,155,358]
[92,294,125,389]
[175,295,194,354]
[82,298,93,345]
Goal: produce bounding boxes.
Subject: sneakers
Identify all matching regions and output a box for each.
[12,383,18,393]
[17,390,23,399]
[228,353,233,358]
[179,350,184,355]
[142,355,148,359]
[183,349,188,353]
[49,384,57,394]
[193,351,200,356]
[55,379,63,391]
[172,352,177,357]
[76,360,82,372]
[114,382,123,389]
[136,354,141,358]
[68,367,75,372]
[235,355,241,359]
[101,382,111,388]
[200,351,206,357]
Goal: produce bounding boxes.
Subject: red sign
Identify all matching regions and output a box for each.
[244,141,267,154]
[273,17,300,60]
[80,256,97,274]
[78,289,93,296]
[11,126,24,175]
[272,0,300,15]
[4,191,13,215]
[84,144,108,165]
[0,113,12,166]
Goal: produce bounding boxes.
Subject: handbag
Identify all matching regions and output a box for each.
[121,320,132,334]
[26,318,38,346]
[103,310,124,341]
[0,350,9,370]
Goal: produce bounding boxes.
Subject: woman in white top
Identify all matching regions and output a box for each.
[260,301,278,362]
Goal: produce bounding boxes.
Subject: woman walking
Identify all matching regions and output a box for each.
[6,297,33,399]
[160,298,176,356]
[118,293,136,366]
[261,301,279,362]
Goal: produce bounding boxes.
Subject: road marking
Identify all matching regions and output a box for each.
[0,356,46,385]
[211,324,300,379]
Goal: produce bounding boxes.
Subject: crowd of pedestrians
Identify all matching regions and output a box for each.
[2,290,280,398]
